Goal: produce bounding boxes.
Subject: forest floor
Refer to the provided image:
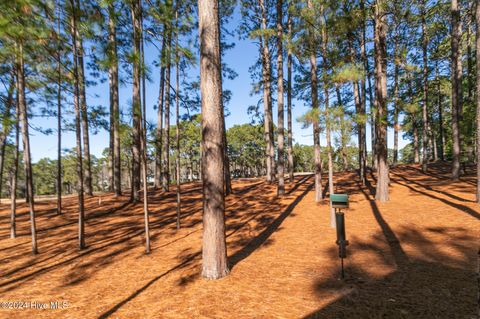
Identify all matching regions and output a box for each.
[0,162,478,319]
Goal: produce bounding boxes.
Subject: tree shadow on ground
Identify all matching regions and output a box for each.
[303,166,478,318]
[95,175,315,318]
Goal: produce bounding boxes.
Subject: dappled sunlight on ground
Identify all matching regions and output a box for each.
[0,163,477,318]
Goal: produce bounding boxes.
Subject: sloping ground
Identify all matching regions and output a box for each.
[0,163,477,318]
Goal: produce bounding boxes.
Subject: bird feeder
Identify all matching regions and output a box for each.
[330,193,349,279]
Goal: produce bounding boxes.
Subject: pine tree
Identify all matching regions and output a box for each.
[286,11,294,183]
[198,0,229,280]
[70,0,86,249]
[476,0,480,203]
[276,0,285,195]
[451,0,462,180]
[306,0,323,202]
[374,0,389,202]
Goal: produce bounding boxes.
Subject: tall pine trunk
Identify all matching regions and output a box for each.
[436,63,445,161]
[162,13,172,192]
[70,2,85,249]
[374,0,389,202]
[56,0,62,212]
[320,6,335,226]
[451,0,462,179]
[109,2,121,196]
[336,86,348,171]
[16,43,38,253]
[476,0,480,202]
[276,0,285,195]
[421,0,429,172]
[10,74,19,239]
[392,39,399,166]
[198,0,229,279]
[287,13,294,183]
[131,0,150,252]
[130,0,142,203]
[349,34,365,181]
[259,0,274,183]
[306,0,323,202]
[74,0,92,196]
[156,31,166,189]
[175,6,181,229]
[0,72,15,201]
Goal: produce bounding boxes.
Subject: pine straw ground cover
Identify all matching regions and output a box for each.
[0,163,477,319]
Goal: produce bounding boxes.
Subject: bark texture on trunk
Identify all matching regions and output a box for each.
[437,63,445,161]
[56,1,63,212]
[10,83,19,239]
[276,0,285,195]
[108,3,121,196]
[476,0,480,202]
[162,27,172,192]
[320,6,335,226]
[131,0,150,253]
[74,0,92,196]
[17,43,38,253]
[421,0,429,172]
[374,0,389,202]
[307,0,322,202]
[175,8,181,229]
[156,31,167,189]
[198,0,229,280]
[393,48,399,166]
[287,13,294,183]
[0,72,15,201]
[451,0,462,179]
[259,0,274,183]
[70,3,85,249]
[130,0,142,204]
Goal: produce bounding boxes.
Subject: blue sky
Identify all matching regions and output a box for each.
[27,5,409,163]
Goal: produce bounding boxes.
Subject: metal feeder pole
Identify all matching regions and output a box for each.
[335,208,349,279]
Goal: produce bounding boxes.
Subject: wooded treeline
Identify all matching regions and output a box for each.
[0,0,478,279]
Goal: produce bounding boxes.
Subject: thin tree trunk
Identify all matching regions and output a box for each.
[421,0,429,172]
[451,0,462,179]
[131,0,150,252]
[276,0,285,195]
[374,0,389,202]
[70,2,85,249]
[413,119,420,163]
[175,6,181,229]
[336,86,348,170]
[109,2,121,196]
[10,78,19,239]
[365,11,376,170]
[307,0,323,202]
[130,1,142,202]
[287,13,294,183]
[198,0,229,280]
[217,13,232,196]
[360,0,368,173]
[431,123,438,161]
[393,45,399,166]
[320,5,335,226]
[162,15,172,192]
[16,43,38,253]
[56,0,62,212]
[259,0,274,183]
[156,32,166,189]
[349,38,365,178]
[476,0,480,202]
[0,72,15,201]
[74,0,92,196]
[437,63,445,161]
